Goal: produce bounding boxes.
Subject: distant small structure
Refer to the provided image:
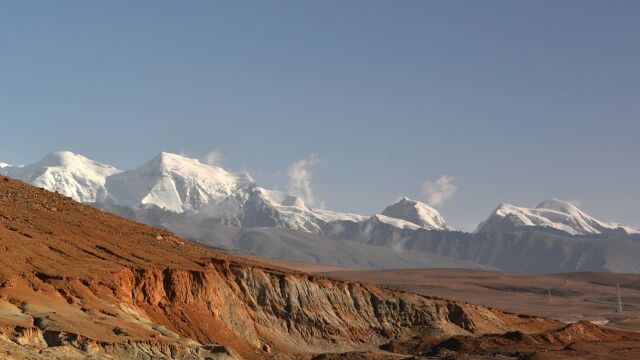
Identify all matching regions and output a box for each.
[615,283,623,313]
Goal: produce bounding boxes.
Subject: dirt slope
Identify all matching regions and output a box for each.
[0,175,636,359]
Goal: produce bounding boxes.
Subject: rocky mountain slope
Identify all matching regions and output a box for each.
[477,198,638,235]
[332,225,640,274]
[1,174,608,359]
[94,202,492,270]
[98,201,640,274]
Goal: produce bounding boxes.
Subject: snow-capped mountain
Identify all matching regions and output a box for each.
[7,151,636,241]
[104,152,254,213]
[381,197,454,231]
[320,197,454,250]
[0,151,121,203]
[1,151,455,237]
[5,151,640,274]
[476,198,639,235]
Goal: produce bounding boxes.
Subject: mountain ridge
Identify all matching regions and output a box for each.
[3,150,640,275]
[476,198,638,235]
[1,151,456,236]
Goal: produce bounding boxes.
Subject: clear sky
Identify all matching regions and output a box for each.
[1,1,638,231]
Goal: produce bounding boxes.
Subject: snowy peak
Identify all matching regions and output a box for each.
[38,151,94,167]
[105,152,254,213]
[1,151,121,203]
[147,152,254,189]
[477,199,638,235]
[381,197,453,231]
[536,198,580,214]
[31,151,118,173]
[138,152,250,180]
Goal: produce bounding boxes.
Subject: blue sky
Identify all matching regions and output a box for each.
[1,1,638,230]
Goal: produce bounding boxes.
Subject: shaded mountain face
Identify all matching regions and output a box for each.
[476,198,638,236]
[92,202,493,271]
[0,174,573,359]
[358,229,640,274]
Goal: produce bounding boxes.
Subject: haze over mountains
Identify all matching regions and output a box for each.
[3,150,639,274]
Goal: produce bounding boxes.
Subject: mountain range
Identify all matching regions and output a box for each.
[3,151,637,236]
[477,198,639,235]
[2,150,639,273]
[0,151,457,234]
[5,170,633,359]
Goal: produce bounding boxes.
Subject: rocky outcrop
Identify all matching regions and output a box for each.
[0,324,239,359]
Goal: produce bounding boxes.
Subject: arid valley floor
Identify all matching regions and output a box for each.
[318,269,640,333]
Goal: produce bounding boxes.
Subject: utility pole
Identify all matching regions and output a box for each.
[615,283,623,313]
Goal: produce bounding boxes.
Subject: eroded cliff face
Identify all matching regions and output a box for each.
[0,175,560,359]
[0,274,242,360]
[104,259,551,356]
[0,259,555,359]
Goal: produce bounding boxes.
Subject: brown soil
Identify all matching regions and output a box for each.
[0,175,638,359]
